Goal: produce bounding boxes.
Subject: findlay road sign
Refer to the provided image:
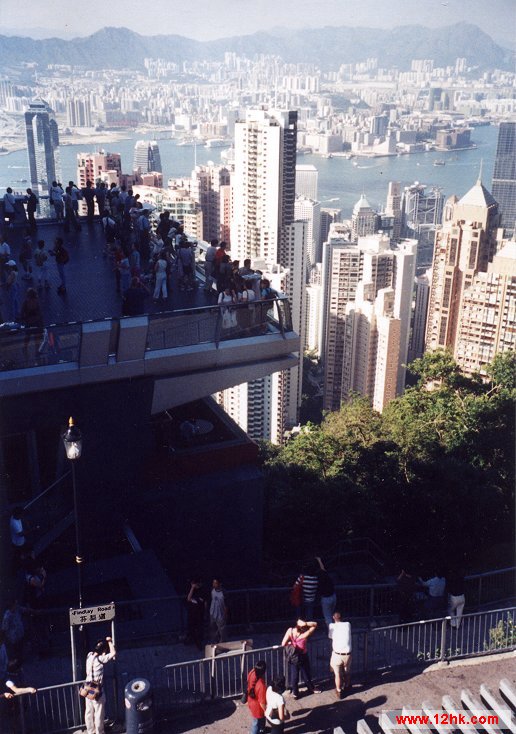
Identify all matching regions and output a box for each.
[69,603,115,626]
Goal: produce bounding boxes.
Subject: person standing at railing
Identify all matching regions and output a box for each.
[84,637,116,734]
[316,556,336,629]
[281,619,321,700]
[246,660,267,734]
[24,188,38,232]
[2,260,19,322]
[209,578,227,643]
[265,675,289,733]
[49,238,69,295]
[447,568,466,629]
[82,181,96,224]
[204,238,218,291]
[186,579,207,651]
[153,251,168,302]
[0,660,37,732]
[49,182,64,223]
[418,570,446,619]
[3,188,16,228]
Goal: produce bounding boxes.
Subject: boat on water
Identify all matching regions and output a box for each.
[205,138,230,148]
[433,159,446,166]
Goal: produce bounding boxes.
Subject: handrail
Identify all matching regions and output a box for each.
[23,471,71,511]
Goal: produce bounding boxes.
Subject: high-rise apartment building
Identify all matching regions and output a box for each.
[25,98,61,194]
[401,182,444,273]
[77,151,122,188]
[407,269,431,364]
[384,181,402,240]
[295,164,318,200]
[454,242,515,375]
[189,164,230,242]
[66,98,92,128]
[294,196,321,268]
[221,108,306,443]
[425,178,501,357]
[319,207,342,254]
[491,121,516,237]
[133,140,162,174]
[322,231,416,412]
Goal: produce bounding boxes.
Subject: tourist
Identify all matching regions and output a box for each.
[265,675,288,733]
[68,181,82,215]
[292,561,319,620]
[95,182,107,216]
[49,238,69,294]
[63,186,81,233]
[82,181,96,223]
[118,252,131,294]
[316,556,336,629]
[419,570,446,618]
[216,254,233,294]
[3,188,16,227]
[328,611,352,698]
[204,238,218,291]
[0,236,11,284]
[281,619,321,699]
[447,568,466,629]
[209,579,227,643]
[33,240,50,289]
[84,637,116,734]
[2,260,19,321]
[153,251,168,301]
[246,660,267,734]
[1,599,25,662]
[49,182,64,222]
[19,233,33,281]
[9,508,26,559]
[177,241,195,291]
[239,258,254,277]
[24,188,38,231]
[186,579,207,651]
[218,286,237,329]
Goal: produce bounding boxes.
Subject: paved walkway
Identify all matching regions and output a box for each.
[3,220,216,327]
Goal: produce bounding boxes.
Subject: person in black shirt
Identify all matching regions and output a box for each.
[316,556,336,629]
[122,277,149,316]
[24,189,38,232]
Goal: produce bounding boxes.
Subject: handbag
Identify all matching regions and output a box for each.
[285,633,301,666]
[289,576,303,607]
[79,681,102,701]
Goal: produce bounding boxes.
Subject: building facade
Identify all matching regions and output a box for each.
[491,121,516,238]
[25,98,61,194]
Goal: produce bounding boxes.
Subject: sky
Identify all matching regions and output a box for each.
[1,0,515,47]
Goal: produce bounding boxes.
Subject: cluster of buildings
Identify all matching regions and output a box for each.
[13,70,516,446]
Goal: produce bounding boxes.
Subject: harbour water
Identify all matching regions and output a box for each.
[1,125,498,218]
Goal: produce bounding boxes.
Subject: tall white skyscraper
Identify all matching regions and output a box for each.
[25,98,61,195]
[295,196,321,267]
[220,108,306,443]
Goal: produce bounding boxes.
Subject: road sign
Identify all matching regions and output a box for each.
[69,603,115,626]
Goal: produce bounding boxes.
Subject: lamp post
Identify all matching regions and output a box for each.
[62,417,83,608]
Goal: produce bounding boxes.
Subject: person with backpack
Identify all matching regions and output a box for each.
[246,660,267,734]
[281,619,321,700]
[49,237,69,294]
[83,637,116,734]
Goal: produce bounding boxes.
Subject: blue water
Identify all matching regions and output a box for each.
[0,125,497,217]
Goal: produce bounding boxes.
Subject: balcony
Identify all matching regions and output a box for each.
[0,211,300,405]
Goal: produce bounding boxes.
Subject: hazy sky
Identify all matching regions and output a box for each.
[1,0,515,46]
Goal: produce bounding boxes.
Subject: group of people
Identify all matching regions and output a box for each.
[397,567,466,627]
[245,610,352,733]
[185,578,228,651]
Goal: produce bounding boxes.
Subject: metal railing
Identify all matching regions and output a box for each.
[0,296,293,373]
[12,607,515,733]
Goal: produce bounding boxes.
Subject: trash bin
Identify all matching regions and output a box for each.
[125,678,154,733]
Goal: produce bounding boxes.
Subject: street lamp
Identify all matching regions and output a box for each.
[62,417,84,608]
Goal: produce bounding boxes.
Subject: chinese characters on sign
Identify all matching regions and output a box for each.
[69,604,115,626]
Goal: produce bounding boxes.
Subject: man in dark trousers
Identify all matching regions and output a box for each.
[25,189,38,232]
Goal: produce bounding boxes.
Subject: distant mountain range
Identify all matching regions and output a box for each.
[0,23,512,72]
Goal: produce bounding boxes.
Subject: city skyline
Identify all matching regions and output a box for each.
[1,0,515,48]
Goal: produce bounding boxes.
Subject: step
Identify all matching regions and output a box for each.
[441,695,479,734]
[461,688,503,734]
[479,684,516,733]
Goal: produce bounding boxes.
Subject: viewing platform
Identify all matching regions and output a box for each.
[0,217,300,402]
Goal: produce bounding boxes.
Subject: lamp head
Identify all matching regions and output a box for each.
[62,417,82,460]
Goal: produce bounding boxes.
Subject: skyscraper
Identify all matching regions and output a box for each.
[425,178,501,357]
[189,164,231,242]
[66,98,92,128]
[491,121,516,237]
[351,195,378,241]
[401,182,444,273]
[294,196,321,267]
[295,164,318,200]
[321,232,416,412]
[133,140,162,174]
[221,108,306,443]
[25,98,61,194]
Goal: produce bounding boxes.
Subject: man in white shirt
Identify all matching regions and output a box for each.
[84,637,116,734]
[328,611,352,699]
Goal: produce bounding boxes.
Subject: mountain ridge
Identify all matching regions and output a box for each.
[0,23,512,71]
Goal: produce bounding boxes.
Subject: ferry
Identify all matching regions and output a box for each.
[433,159,446,166]
[205,138,230,148]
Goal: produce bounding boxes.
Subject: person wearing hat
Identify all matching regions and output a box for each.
[84,636,116,734]
[2,260,19,321]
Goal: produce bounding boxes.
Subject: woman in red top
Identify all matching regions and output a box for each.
[246,660,267,734]
[281,619,321,699]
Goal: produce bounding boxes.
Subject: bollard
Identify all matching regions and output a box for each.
[125,678,154,734]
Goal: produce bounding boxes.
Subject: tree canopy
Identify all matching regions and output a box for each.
[263,351,515,573]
